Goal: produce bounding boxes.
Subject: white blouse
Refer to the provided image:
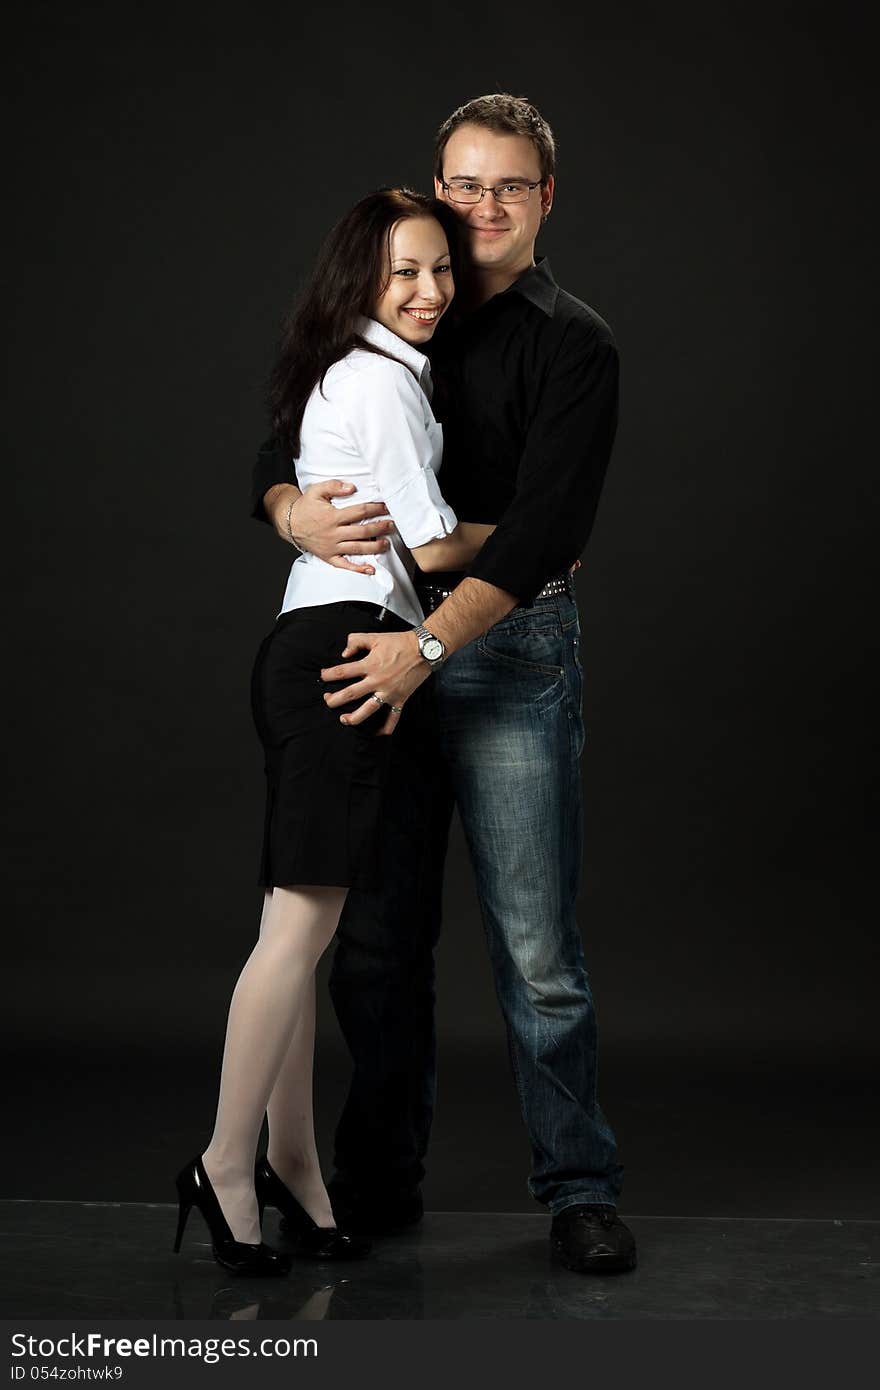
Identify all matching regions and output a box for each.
[277,317,458,628]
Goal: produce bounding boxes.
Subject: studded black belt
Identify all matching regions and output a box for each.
[415,571,575,617]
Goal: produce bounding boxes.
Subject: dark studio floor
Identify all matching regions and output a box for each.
[2,1201,878,1320]
[3,1042,878,1320]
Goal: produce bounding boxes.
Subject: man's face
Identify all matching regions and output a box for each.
[435,123,554,279]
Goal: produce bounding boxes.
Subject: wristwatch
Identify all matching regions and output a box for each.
[414,625,446,668]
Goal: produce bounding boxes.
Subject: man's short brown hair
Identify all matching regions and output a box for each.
[433,93,557,184]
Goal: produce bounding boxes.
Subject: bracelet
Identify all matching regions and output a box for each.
[285,498,303,553]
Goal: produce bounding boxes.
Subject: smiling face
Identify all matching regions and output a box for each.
[435,123,554,287]
[373,215,454,345]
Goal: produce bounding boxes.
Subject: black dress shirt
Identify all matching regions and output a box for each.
[250,259,619,603]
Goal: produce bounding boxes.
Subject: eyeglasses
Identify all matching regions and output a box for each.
[441,178,543,205]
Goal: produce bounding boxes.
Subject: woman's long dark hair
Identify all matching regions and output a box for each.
[269,188,459,457]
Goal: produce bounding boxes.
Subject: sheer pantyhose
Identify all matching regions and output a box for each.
[201,884,347,1244]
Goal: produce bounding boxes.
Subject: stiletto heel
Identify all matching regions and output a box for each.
[254,1156,370,1260]
[172,1193,192,1254]
[174,1156,291,1276]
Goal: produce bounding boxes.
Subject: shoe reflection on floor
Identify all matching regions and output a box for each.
[210,1281,342,1321]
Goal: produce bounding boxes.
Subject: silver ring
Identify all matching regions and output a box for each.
[390,704,403,714]
[370,694,385,708]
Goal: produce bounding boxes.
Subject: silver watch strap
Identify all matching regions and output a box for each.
[415,625,446,665]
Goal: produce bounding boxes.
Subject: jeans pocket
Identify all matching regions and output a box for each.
[477,622,565,677]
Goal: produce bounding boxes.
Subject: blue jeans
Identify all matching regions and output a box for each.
[328,593,623,1213]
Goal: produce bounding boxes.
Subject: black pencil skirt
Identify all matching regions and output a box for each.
[251,601,410,890]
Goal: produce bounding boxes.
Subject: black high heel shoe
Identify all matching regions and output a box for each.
[254,1156,371,1260]
[174,1155,291,1277]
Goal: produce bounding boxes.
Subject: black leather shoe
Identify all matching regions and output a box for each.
[173,1156,291,1277]
[326,1178,423,1237]
[550,1204,637,1274]
[255,1157,371,1260]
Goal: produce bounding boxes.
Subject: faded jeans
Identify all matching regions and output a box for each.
[328,592,623,1213]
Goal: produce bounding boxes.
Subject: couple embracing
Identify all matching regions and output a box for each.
[174,92,636,1280]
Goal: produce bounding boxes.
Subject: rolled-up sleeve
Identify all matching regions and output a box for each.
[249,438,298,522]
[467,329,619,600]
[347,362,457,549]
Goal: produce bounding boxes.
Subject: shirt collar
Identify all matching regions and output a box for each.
[503,257,559,316]
[358,316,433,396]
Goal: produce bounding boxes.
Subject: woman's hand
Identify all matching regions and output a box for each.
[321,630,429,735]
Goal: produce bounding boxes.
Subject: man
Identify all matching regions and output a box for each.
[251,94,635,1274]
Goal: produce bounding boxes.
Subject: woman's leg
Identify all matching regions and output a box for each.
[201,884,347,1243]
[265,972,336,1228]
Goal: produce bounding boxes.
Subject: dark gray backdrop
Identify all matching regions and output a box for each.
[3,2,876,1217]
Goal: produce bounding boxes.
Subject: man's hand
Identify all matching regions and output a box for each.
[264,481,396,576]
[320,576,518,737]
[321,631,429,735]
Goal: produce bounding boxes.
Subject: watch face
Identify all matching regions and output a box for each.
[422,637,444,662]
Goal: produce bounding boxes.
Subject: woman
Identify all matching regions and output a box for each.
[173,189,493,1275]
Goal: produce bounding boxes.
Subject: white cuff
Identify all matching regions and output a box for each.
[384,468,458,549]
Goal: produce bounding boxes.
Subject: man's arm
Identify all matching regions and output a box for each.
[251,437,396,576]
[321,576,517,733]
[466,329,619,600]
[250,437,294,522]
[321,323,619,733]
